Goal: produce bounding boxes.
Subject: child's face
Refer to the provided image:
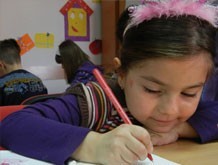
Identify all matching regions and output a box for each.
[118,53,210,133]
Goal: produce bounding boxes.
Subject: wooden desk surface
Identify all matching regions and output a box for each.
[153,139,218,165]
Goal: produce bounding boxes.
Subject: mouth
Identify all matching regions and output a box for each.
[145,118,179,133]
[152,118,176,126]
[72,26,78,32]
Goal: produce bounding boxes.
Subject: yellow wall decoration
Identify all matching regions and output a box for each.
[68,8,87,37]
[60,0,93,41]
[34,33,54,48]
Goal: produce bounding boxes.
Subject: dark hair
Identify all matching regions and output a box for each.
[117,8,216,74]
[0,38,21,64]
[57,39,89,83]
[215,32,218,66]
[116,6,132,43]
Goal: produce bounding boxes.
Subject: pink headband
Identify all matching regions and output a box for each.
[124,0,218,36]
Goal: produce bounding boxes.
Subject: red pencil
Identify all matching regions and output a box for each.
[92,68,153,162]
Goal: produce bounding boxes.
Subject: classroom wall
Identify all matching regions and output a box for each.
[0,0,102,93]
[125,0,141,6]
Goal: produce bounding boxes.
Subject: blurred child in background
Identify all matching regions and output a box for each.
[55,39,103,86]
[0,38,47,105]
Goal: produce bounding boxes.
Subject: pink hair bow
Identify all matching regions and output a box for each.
[124,0,218,35]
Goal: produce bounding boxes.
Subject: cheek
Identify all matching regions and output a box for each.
[126,97,152,121]
[179,101,199,121]
[128,79,133,88]
[124,85,154,121]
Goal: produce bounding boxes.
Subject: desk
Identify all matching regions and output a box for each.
[154,139,218,165]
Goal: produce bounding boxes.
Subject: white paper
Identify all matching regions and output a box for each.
[136,154,180,165]
[0,151,180,165]
[0,151,53,165]
[68,154,180,165]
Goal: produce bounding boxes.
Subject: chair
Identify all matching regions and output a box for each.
[0,105,25,121]
[20,93,63,105]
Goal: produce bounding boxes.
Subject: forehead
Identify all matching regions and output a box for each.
[134,52,212,71]
[127,54,210,86]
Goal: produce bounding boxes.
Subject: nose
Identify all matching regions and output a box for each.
[158,95,179,116]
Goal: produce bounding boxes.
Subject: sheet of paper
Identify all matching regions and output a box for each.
[68,154,181,165]
[136,154,180,165]
[0,151,53,165]
[0,151,180,165]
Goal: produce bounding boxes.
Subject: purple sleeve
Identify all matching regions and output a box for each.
[1,94,90,165]
[188,101,218,143]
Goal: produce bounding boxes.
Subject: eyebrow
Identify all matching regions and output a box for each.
[140,76,205,89]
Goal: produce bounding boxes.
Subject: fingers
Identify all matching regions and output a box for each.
[116,124,153,162]
[119,146,139,164]
[97,124,153,164]
[131,126,153,155]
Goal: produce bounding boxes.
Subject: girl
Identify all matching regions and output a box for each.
[55,39,102,85]
[1,0,218,164]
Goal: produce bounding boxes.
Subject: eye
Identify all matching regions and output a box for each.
[144,87,161,94]
[79,12,84,19]
[70,13,75,19]
[181,92,197,97]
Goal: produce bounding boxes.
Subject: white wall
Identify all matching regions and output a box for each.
[0,0,102,93]
[125,0,142,6]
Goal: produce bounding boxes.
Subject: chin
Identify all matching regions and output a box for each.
[147,124,175,133]
[153,127,173,133]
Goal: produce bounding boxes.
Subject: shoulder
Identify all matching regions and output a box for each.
[79,61,103,73]
[65,82,113,130]
[20,69,46,83]
[0,70,23,86]
[4,69,40,79]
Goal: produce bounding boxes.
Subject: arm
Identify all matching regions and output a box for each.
[1,96,153,165]
[2,82,154,165]
[187,100,218,143]
[1,94,90,165]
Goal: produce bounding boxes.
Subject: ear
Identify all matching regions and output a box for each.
[0,61,5,69]
[113,57,121,70]
[113,57,125,89]
[0,61,6,76]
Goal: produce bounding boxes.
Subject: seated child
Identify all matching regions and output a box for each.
[0,38,47,105]
[1,1,218,164]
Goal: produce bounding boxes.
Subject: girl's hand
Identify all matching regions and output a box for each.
[72,124,153,165]
[148,122,198,146]
[148,128,179,146]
